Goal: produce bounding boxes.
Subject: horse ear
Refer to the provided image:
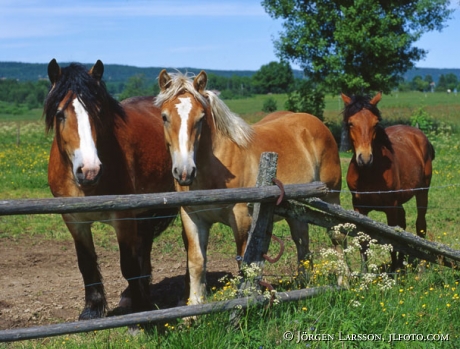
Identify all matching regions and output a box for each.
[89,60,104,81]
[158,69,172,91]
[370,91,382,105]
[341,93,352,106]
[194,71,207,93]
[48,58,61,84]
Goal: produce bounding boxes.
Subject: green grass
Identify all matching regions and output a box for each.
[1,92,460,348]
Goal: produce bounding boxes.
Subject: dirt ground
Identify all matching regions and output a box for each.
[0,234,238,330]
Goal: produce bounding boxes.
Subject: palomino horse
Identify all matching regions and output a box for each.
[155,70,343,305]
[342,92,435,271]
[44,59,176,319]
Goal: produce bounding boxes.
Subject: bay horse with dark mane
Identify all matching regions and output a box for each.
[44,59,176,319]
[155,69,345,306]
[342,92,435,272]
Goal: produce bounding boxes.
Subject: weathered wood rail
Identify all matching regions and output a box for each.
[0,286,342,342]
[274,198,460,269]
[0,182,326,216]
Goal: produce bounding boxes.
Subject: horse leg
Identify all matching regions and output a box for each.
[386,206,406,272]
[180,226,190,306]
[64,216,106,320]
[114,217,152,313]
[118,213,155,312]
[415,190,428,239]
[229,203,252,268]
[286,218,311,268]
[181,208,210,305]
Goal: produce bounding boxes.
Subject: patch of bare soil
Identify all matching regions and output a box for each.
[0,235,238,330]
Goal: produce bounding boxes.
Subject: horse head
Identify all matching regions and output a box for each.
[342,92,384,167]
[45,59,114,188]
[157,70,209,186]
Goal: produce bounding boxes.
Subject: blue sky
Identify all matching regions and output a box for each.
[1,0,459,71]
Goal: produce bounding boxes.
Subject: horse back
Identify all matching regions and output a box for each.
[250,112,341,192]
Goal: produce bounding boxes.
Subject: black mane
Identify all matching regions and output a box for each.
[343,94,393,153]
[43,63,125,132]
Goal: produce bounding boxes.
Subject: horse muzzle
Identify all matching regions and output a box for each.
[173,165,196,186]
[75,164,103,187]
[356,152,373,167]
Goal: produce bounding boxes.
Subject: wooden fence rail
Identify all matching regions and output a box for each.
[0,182,327,216]
[274,198,460,269]
[0,286,342,342]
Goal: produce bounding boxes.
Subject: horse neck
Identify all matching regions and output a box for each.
[196,111,219,162]
[190,111,243,190]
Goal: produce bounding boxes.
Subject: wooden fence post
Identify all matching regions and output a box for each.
[237,152,278,295]
[230,152,278,324]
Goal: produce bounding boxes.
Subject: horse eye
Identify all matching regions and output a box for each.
[56,110,65,121]
[161,113,168,123]
[347,122,353,128]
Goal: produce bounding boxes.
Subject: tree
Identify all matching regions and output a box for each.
[284,79,325,120]
[262,0,452,149]
[118,74,157,100]
[411,75,429,92]
[252,61,294,94]
[436,73,459,91]
[263,0,452,95]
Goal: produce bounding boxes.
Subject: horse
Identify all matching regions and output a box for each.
[44,59,177,319]
[154,69,344,305]
[341,92,435,272]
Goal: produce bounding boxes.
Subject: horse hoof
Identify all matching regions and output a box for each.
[79,307,104,320]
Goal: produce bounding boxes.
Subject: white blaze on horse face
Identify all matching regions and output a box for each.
[174,97,196,178]
[72,98,101,180]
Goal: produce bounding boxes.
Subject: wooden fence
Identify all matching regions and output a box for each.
[1,152,460,342]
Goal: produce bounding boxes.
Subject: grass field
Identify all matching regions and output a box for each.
[1,92,460,348]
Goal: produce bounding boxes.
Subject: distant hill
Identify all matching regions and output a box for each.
[0,61,458,84]
[0,62,258,83]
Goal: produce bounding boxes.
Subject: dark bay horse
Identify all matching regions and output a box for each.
[155,70,344,305]
[342,92,435,271]
[44,59,176,319]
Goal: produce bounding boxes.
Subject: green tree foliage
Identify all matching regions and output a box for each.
[411,75,430,92]
[435,73,459,92]
[118,74,158,100]
[262,0,452,95]
[284,79,325,120]
[262,97,278,112]
[0,79,49,111]
[251,61,294,94]
[263,0,452,149]
[207,73,253,99]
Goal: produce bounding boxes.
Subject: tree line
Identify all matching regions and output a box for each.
[399,73,459,93]
[1,59,458,118]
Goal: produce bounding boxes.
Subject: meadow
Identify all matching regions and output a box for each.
[1,91,460,348]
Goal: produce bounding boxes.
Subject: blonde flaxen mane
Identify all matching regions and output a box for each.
[155,71,254,148]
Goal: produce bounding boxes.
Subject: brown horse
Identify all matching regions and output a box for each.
[342,92,435,271]
[155,70,344,305]
[44,59,176,319]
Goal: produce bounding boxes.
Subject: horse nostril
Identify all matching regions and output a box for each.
[190,167,196,179]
